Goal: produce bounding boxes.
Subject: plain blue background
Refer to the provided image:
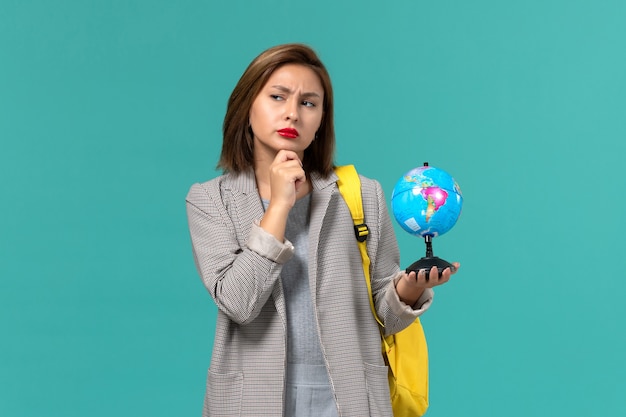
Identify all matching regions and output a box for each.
[2,0,625,415]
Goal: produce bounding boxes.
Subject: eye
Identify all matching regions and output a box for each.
[302,100,316,107]
[270,94,284,101]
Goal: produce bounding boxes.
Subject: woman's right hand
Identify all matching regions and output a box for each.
[267,150,307,210]
[259,150,307,242]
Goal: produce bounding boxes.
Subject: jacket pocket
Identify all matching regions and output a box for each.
[363,361,393,417]
[205,368,243,417]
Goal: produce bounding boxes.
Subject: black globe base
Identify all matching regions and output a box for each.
[406,256,456,277]
[405,234,456,279]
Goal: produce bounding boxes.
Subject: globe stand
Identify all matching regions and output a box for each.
[406,235,456,279]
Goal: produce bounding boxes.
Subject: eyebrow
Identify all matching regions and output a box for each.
[271,85,322,99]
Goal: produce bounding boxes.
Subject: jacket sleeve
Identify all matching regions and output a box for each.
[186,182,293,325]
[367,178,434,336]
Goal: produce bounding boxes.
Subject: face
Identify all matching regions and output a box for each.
[249,64,324,162]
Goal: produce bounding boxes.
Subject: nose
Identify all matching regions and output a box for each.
[284,100,299,122]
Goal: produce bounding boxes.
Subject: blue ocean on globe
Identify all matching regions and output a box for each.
[391,165,463,237]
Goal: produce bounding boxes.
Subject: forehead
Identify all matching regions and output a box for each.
[263,64,324,95]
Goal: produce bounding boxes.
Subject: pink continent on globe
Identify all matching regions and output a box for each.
[421,187,448,210]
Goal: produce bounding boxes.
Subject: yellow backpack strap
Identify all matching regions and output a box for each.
[335,165,383,327]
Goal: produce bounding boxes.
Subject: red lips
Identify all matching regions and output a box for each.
[277,128,299,138]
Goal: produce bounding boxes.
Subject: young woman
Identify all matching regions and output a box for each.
[186,43,459,417]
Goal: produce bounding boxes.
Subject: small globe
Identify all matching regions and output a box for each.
[391,165,463,238]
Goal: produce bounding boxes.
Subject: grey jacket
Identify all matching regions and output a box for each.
[186,169,433,417]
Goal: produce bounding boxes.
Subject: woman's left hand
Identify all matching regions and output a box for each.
[395,262,460,305]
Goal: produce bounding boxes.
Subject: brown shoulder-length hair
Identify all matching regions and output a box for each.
[218,43,335,177]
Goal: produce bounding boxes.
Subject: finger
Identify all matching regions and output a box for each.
[274,150,302,166]
[438,268,451,284]
[428,266,439,283]
[271,161,305,186]
[294,173,307,191]
[417,269,428,285]
[271,159,304,175]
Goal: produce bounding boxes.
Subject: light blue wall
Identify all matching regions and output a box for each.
[2,1,625,416]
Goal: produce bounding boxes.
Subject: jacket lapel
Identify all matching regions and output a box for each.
[307,171,339,307]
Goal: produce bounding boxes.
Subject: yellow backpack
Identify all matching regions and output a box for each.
[336,165,429,417]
